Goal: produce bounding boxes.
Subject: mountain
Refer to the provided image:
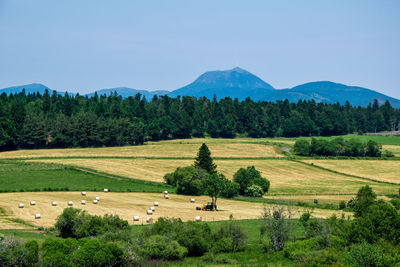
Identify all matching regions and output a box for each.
[85,87,168,99]
[168,67,275,100]
[0,83,51,95]
[265,81,400,108]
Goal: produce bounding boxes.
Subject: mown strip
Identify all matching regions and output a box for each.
[294,159,400,186]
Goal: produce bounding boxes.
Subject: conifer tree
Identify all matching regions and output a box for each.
[194,143,217,174]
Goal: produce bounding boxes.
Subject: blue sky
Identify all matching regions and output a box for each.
[0,0,399,98]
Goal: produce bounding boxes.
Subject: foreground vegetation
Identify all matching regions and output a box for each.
[1,186,400,266]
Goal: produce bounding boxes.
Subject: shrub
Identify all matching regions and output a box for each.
[140,235,187,261]
[245,184,264,197]
[55,207,129,238]
[313,199,318,204]
[233,166,269,195]
[220,180,240,198]
[164,166,204,195]
[339,200,346,210]
[344,242,388,267]
[293,139,311,156]
[383,150,395,157]
[390,198,400,210]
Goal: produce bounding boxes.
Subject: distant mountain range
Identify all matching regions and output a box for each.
[1,67,400,107]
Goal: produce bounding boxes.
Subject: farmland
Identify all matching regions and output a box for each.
[0,192,347,229]
[0,135,400,230]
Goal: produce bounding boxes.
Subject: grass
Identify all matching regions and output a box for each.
[0,230,48,240]
[0,160,173,193]
[0,192,344,229]
[302,159,400,184]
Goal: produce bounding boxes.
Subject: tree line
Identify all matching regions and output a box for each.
[293,137,393,157]
[1,89,400,151]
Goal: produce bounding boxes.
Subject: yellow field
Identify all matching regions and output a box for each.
[263,195,354,204]
[303,159,400,184]
[0,140,282,159]
[0,192,348,229]
[383,145,400,157]
[29,158,397,195]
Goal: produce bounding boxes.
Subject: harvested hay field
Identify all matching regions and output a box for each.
[29,158,192,183]
[29,158,398,195]
[263,195,355,204]
[382,145,400,157]
[303,159,400,184]
[0,192,347,229]
[0,140,282,159]
[215,159,397,195]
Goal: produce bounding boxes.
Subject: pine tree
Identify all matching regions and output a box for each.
[194,143,217,173]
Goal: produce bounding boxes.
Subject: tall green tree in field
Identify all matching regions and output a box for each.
[194,143,217,174]
[203,173,227,210]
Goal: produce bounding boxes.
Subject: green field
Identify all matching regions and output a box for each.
[298,134,400,146]
[0,161,173,193]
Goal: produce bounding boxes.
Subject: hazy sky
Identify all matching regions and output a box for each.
[0,0,399,97]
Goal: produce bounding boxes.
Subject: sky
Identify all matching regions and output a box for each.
[0,0,399,98]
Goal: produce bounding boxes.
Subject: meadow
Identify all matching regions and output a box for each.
[0,135,399,230]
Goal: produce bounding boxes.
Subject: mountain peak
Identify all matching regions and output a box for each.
[168,67,275,100]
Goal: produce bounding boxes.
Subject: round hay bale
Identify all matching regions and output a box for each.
[81,200,86,205]
[104,188,109,192]
[190,198,195,203]
[51,201,57,206]
[147,210,153,215]
[146,217,153,223]
[30,201,36,206]
[95,197,100,201]
[195,216,202,222]
[150,206,155,211]
[81,192,86,196]
[35,214,41,219]
[19,203,24,208]
[164,195,169,199]
[93,199,98,204]
[154,201,159,206]
[133,216,140,221]
[68,201,73,206]
[163,191,168,195]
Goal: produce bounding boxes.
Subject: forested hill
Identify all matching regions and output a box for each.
[1,91,400,151]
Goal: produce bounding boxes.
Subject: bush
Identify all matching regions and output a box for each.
[233,166,270,196]
[383,150,395,157]
[390,198,400,210]
[140,235,187,261]
[220,180,240,198]
[339,200,346,210]
[245,184,264,197]
[55,207,129,238]
[344,242,389,267]
[164,166,204,195]
[293,139,311,156]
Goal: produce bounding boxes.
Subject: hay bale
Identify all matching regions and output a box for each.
[146,217,153,223]
[81,200,86,205]
[164,195,169,199]
[133,216,140,221]
[154,201,159,206]
[150,206,155,211]
[147,210,153,215]
[163,191,168,195]
[81,192,86,196]
[30,201,36,206]
[104,188,109,192]
[68,201,73,206]
[93,199,98,204]
[35,214,41,219]
[195,216,202,222]
[19,203,24,208]
[51,201,57,206]
[95,197,100,201]
[190,198,195,203]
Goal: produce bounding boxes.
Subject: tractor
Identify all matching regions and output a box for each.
[196,202,216,211]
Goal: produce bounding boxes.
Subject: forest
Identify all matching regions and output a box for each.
[1,89,400,151]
